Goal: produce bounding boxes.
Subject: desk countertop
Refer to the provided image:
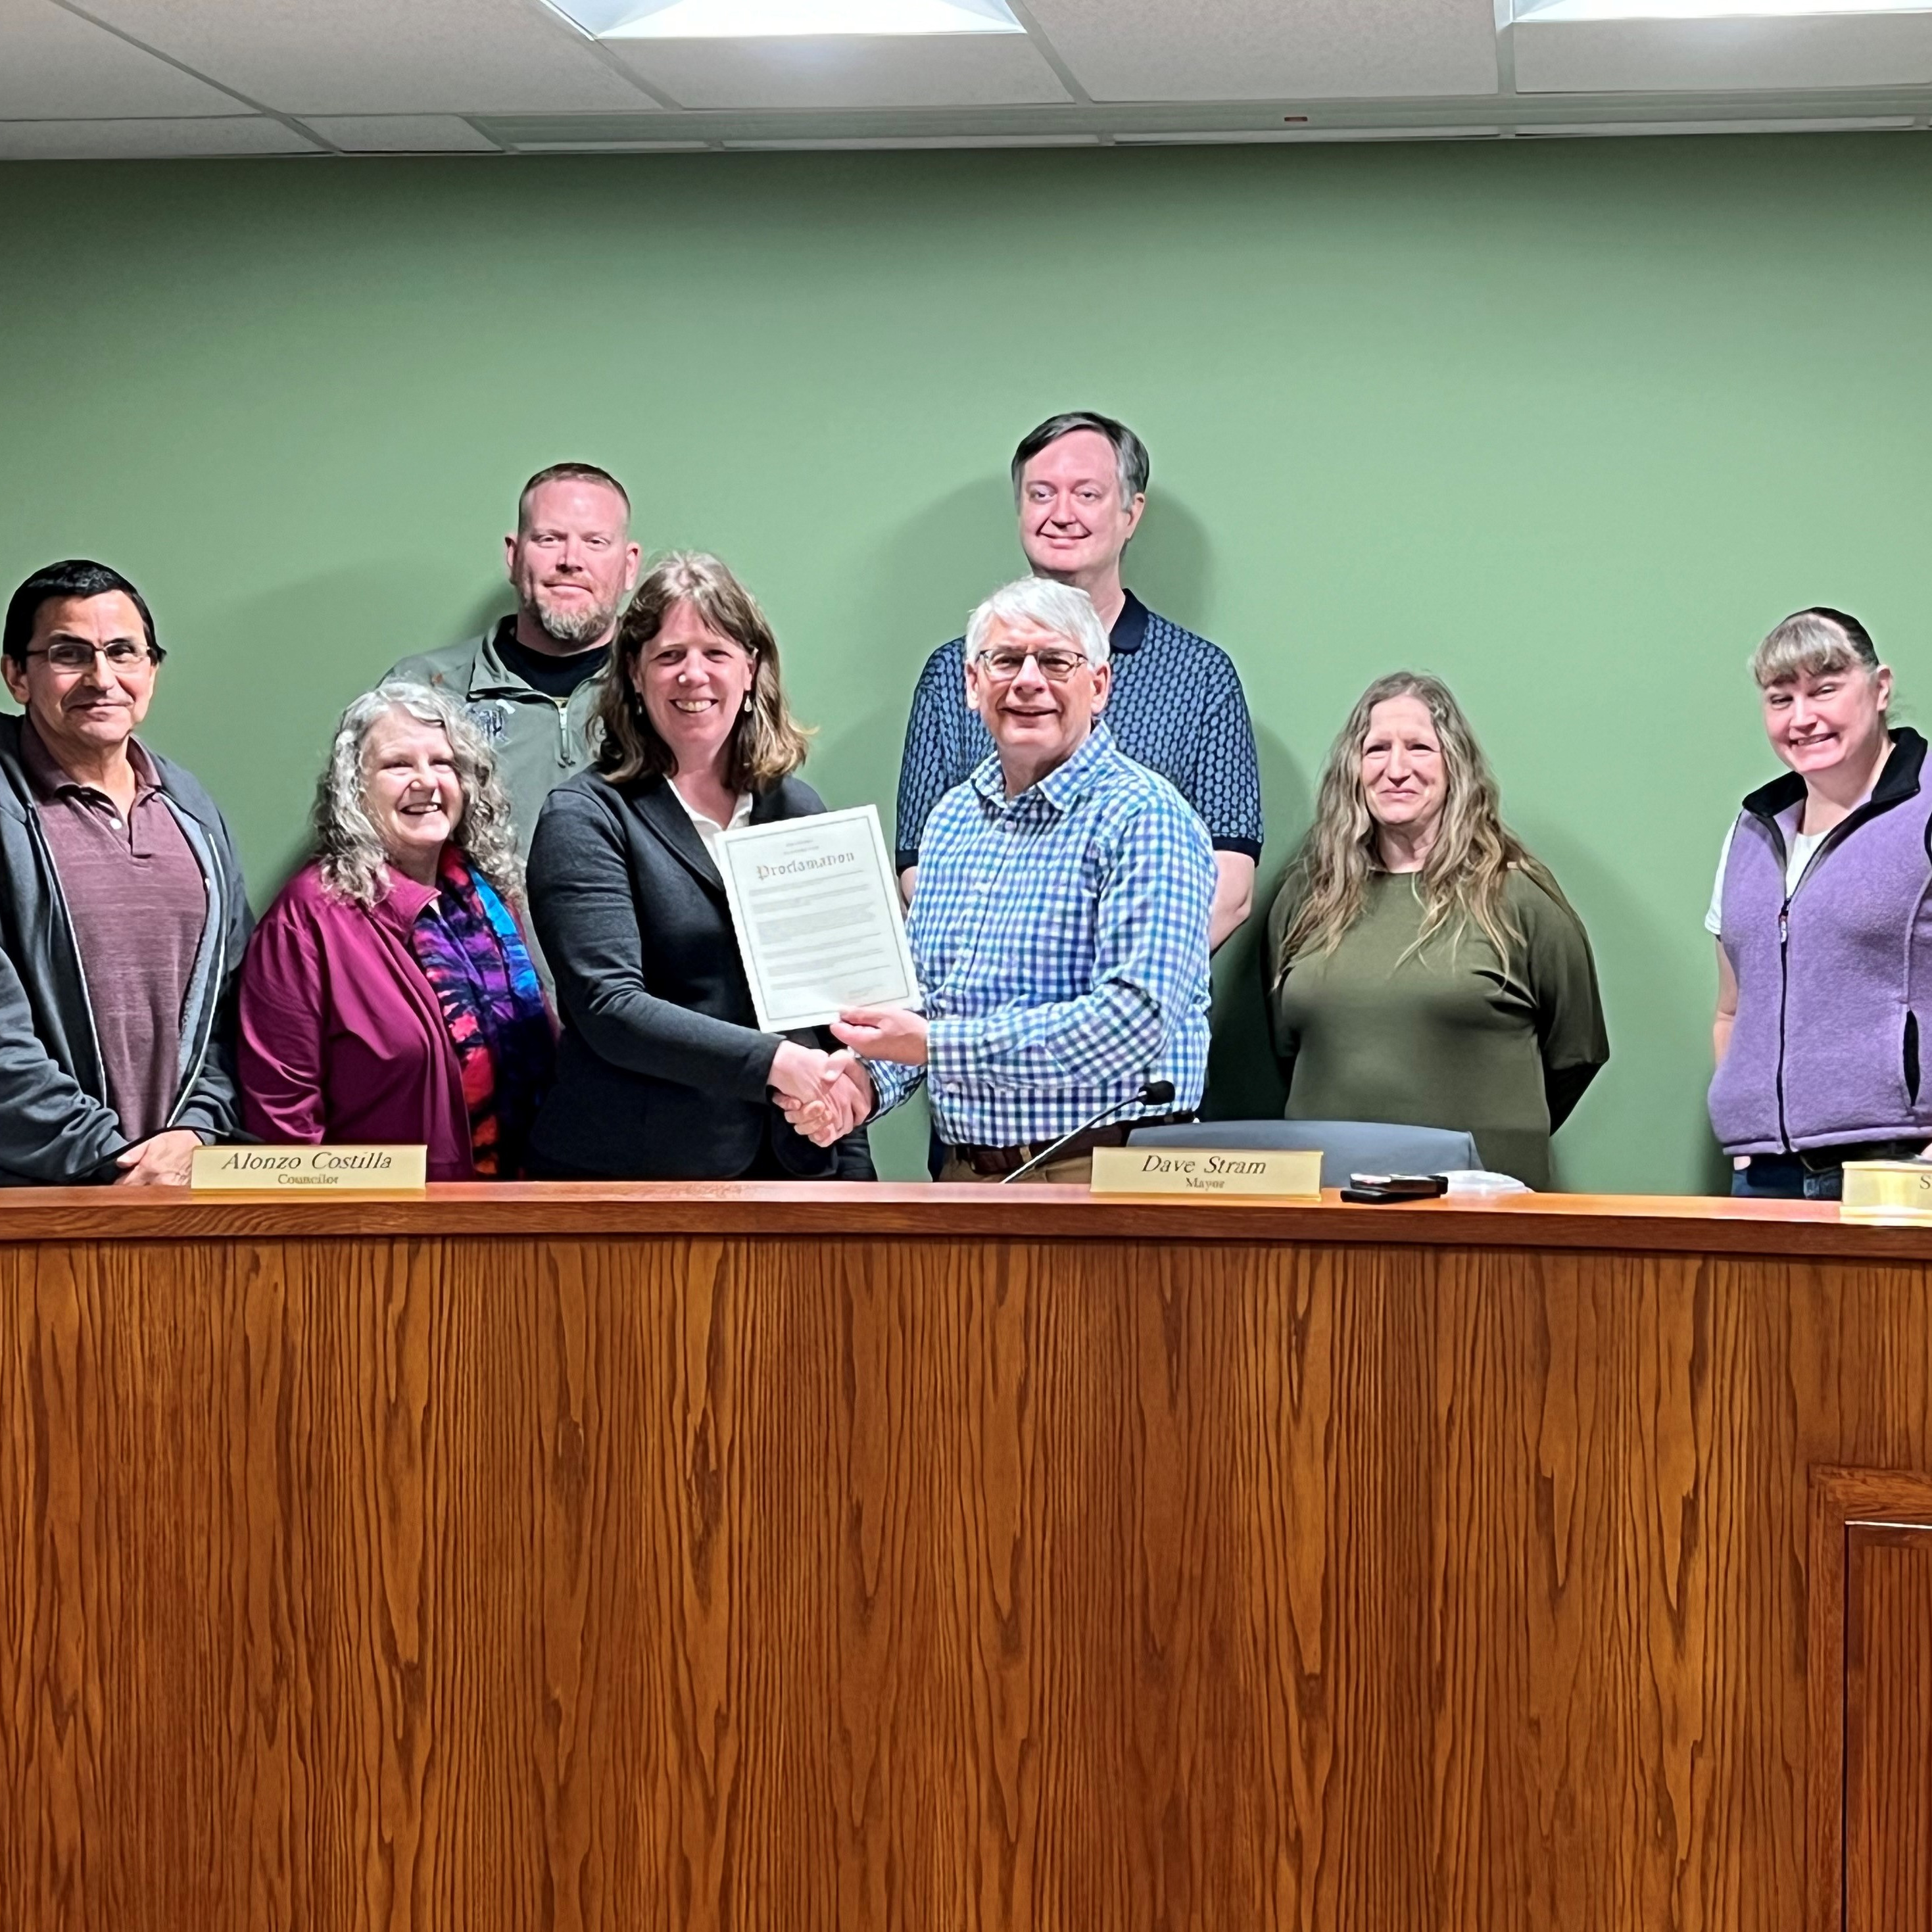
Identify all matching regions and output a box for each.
[3,1180,1928,1261]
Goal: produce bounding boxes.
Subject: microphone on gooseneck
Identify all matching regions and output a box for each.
[998,1079,1177,1186]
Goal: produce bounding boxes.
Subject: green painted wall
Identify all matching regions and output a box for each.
[3,139,1927,1190]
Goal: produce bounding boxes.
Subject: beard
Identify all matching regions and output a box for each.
[525,583,621,648]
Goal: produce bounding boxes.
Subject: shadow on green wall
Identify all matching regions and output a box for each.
[1203,723,1309,1123]
[1121,488,1211,625]
[452,587,512,646]
[1498,824,1730,1196]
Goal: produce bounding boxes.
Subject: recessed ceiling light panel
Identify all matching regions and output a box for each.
[551,0,1023,36]
[1518,0,1931,18]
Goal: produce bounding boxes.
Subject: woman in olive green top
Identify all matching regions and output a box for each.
[1265,673,1607,1188]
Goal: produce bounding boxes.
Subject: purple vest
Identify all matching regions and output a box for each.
[1708,731,1932,1155]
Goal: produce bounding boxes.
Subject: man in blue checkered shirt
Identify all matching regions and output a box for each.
[785,578,1215,1183]
[894,410,1263,953]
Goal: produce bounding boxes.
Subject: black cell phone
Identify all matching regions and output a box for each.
[1340,1172,1449,1203]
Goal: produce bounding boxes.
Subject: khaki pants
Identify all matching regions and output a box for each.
[938,1151,1094,1186]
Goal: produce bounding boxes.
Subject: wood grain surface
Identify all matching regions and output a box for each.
[1843,1528,1932,1932]
[1800,1461,1932,1932]
[6,1204,1932,1929]
[1806,1467,1932,1932]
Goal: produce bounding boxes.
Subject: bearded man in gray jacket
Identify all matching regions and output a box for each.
[0,560,249,1185]
[385,462,640,857]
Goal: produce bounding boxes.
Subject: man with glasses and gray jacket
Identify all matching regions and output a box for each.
[0,559,250,1185]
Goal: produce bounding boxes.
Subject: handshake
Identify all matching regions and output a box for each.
[766,1007,929,1148]
[769,1040,876,1147]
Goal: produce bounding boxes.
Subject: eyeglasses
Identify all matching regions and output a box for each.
[973,646,1092,683]
[26,640,165,673]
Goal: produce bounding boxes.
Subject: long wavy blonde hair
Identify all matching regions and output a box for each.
[1274,671,1561,979]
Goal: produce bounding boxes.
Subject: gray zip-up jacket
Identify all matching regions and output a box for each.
[0,713,251,1184]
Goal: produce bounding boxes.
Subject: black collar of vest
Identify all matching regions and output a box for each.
[1741,725,1926,822]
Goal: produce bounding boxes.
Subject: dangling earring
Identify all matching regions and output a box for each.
[742,694,754,714]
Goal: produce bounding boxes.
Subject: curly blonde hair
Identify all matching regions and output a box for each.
[1274,671,1562,978]
[313,681,522,908]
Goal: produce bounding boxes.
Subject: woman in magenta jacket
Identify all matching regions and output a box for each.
[240,682,555,1180]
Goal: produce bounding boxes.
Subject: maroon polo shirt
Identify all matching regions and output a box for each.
[22,719,207,1143]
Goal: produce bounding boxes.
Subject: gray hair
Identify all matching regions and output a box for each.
[314,681,522,908]
[1009,411,1150,506]
[1752,606,1883,688]
[965,578,1111,669]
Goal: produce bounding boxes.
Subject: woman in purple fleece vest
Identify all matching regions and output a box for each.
[1708,608,1932,1199]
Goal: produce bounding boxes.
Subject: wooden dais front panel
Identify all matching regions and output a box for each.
[5,1188,1932,1931]
[1808,1467,1932,1932]
[1845,1530,1932,1931]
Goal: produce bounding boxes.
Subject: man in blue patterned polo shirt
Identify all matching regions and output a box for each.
[786,578,1215,1185]
[894,410,1262,951]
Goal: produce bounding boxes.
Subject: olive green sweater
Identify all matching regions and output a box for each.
[1264,871,1608,1189]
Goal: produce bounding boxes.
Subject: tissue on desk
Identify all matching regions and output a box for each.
[1443,1170,1531,1197]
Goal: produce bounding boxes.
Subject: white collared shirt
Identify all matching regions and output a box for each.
[669,779,752,861]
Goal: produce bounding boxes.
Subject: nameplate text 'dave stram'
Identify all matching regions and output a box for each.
[1089,1146,1322,1200]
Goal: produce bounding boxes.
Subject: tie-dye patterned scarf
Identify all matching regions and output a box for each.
[408,849,555,1177]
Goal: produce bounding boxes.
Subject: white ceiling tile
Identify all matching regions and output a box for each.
[1513,14,1932,92]
[70,0,662,114]
[604,33,1069,107]
[0,115,322,157]
[303,114,502,151]
[0,0,247,116]
[1023,0,1500,101]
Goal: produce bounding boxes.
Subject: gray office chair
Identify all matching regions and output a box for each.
[1126,1119,1482,1191]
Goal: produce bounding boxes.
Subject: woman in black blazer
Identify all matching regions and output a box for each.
[525,552,873,1181]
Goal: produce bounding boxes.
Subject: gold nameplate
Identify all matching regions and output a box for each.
[1090,1146,1322,1200]
[191,1144,429,1194]
[1841,1159,1932,1220]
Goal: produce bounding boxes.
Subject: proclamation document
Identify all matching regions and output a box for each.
[714,804,922,1034]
